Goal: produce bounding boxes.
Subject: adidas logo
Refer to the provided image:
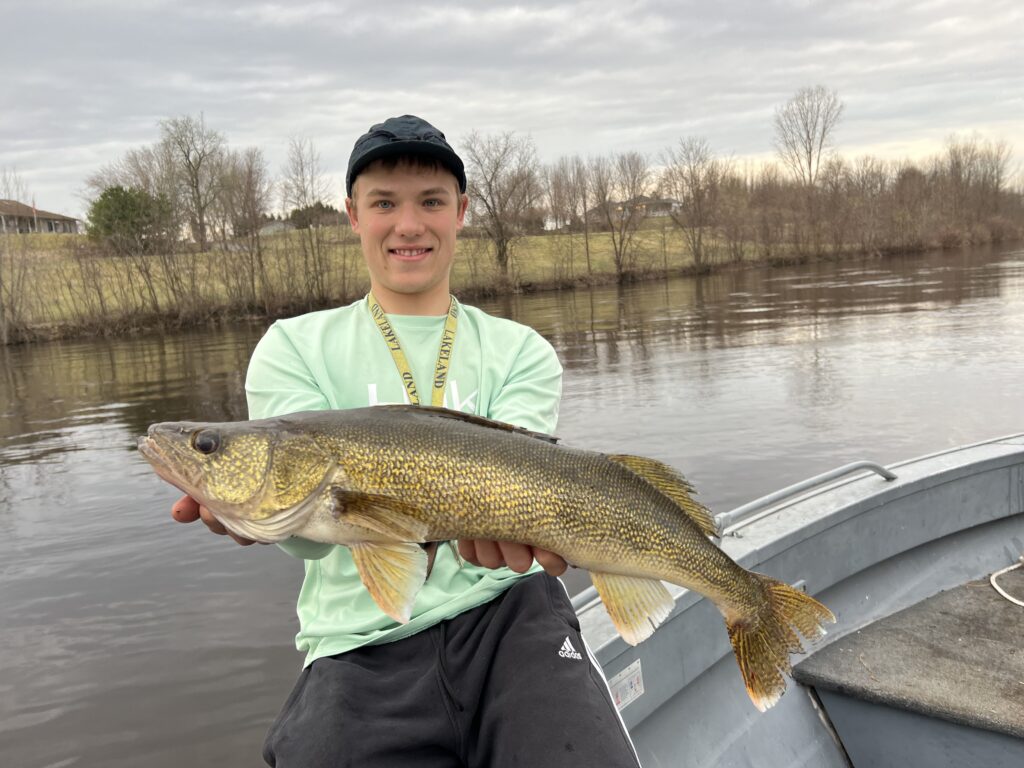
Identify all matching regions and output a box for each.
[558,636,583,660]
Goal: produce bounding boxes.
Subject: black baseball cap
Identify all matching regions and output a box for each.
[346,115,466,196]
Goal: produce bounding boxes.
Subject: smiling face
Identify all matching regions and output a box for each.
[346,159,469,315]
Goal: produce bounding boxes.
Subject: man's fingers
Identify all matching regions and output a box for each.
[457,540,481,566]
[457,540,566,575]
[198,505,229,535]
[473,539,504,569]
[533,548,568,577]
[170,494,262,546]
[171,495,201,523]
[498,542,534,573]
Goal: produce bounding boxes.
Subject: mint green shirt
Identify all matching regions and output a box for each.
[245,296,562,665]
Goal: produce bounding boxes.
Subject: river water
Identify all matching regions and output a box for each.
[2,244,1023,766]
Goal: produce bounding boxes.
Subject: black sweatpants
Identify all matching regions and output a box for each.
[263,573,642,767]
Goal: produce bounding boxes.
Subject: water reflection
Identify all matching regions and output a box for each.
[522,249,1010,370]
[1,243,1023,767]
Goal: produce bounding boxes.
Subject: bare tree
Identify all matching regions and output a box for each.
[214,147,274,308]
[543,158,577,280]
[942,134,1014,228]
[280,136,329,214]
[718,165,752,262]
[818,155,851,254]
[159,114,226,251]
[890,160,931,250]
[280,137,332,305]
[589,152,651,279]
[544,158,574,231]
[977,138,1013,216]
[750,162,786,259]
[567,156,594,276]
[661,137,729,269]
[462,131,541,277]
[848,155,891,253]
[773,85,844,187]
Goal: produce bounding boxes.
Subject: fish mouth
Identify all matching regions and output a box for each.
[138,434,201,498]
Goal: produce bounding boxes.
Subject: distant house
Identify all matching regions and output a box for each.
[0,199,81,234]
[629,196,680,218]
[586,196,681,223]
[258,220,294,236]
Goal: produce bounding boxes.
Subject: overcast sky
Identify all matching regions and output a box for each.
[3,0,1022,219]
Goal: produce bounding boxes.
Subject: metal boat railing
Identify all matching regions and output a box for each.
[716,461,897,532]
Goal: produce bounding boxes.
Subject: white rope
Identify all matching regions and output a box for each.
[990,557,1024,607]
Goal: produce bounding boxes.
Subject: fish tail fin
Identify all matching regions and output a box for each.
[725,574,835,711]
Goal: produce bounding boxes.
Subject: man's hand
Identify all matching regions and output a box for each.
[458,540,567,577]
[171,494,262,546]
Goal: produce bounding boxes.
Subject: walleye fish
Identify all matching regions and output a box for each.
[139,404,834,710]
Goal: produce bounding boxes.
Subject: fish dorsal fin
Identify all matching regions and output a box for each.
[349,541,428,624]
[373,404,559,444]
[606,454,719,538]
[590,572,675,645]
[330,488,431,542]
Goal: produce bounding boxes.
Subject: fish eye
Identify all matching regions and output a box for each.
[191,430,221,454]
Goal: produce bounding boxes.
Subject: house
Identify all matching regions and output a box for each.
[629,196,681,217]
[0,199,81,234]
[258,219,295,236]
[586,196,681,223]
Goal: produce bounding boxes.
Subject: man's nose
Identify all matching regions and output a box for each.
[394,205,425,237]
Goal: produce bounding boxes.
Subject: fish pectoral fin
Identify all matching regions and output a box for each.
[372,404,559,443]
[349,541,428,624]
[606,455,719,538]
[330,488,431,542]
[590,572,675,646]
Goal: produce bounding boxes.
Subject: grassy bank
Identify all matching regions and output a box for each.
[1,221,1019,345]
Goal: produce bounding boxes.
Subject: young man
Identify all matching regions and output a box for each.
[172,115,642,767]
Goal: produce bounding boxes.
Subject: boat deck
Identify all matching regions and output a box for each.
[794,564,1024,766]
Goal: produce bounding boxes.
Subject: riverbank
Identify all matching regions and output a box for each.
[2,223,1020,345]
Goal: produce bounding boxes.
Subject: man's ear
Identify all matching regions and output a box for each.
[345,197,360,233]
[456,194,469,229]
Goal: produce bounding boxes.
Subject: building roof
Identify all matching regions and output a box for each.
[0,199,79,222]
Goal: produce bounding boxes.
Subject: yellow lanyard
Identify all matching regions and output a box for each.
[367,293,459,407]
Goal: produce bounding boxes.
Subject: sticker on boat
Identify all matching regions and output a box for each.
[609,659,644,710]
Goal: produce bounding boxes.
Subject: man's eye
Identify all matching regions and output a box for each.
[424,199,442,208]
[374,200,393,209]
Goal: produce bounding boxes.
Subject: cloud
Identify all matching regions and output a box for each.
[3,0,1021,218]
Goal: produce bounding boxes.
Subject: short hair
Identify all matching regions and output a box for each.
[349,154,462,199]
